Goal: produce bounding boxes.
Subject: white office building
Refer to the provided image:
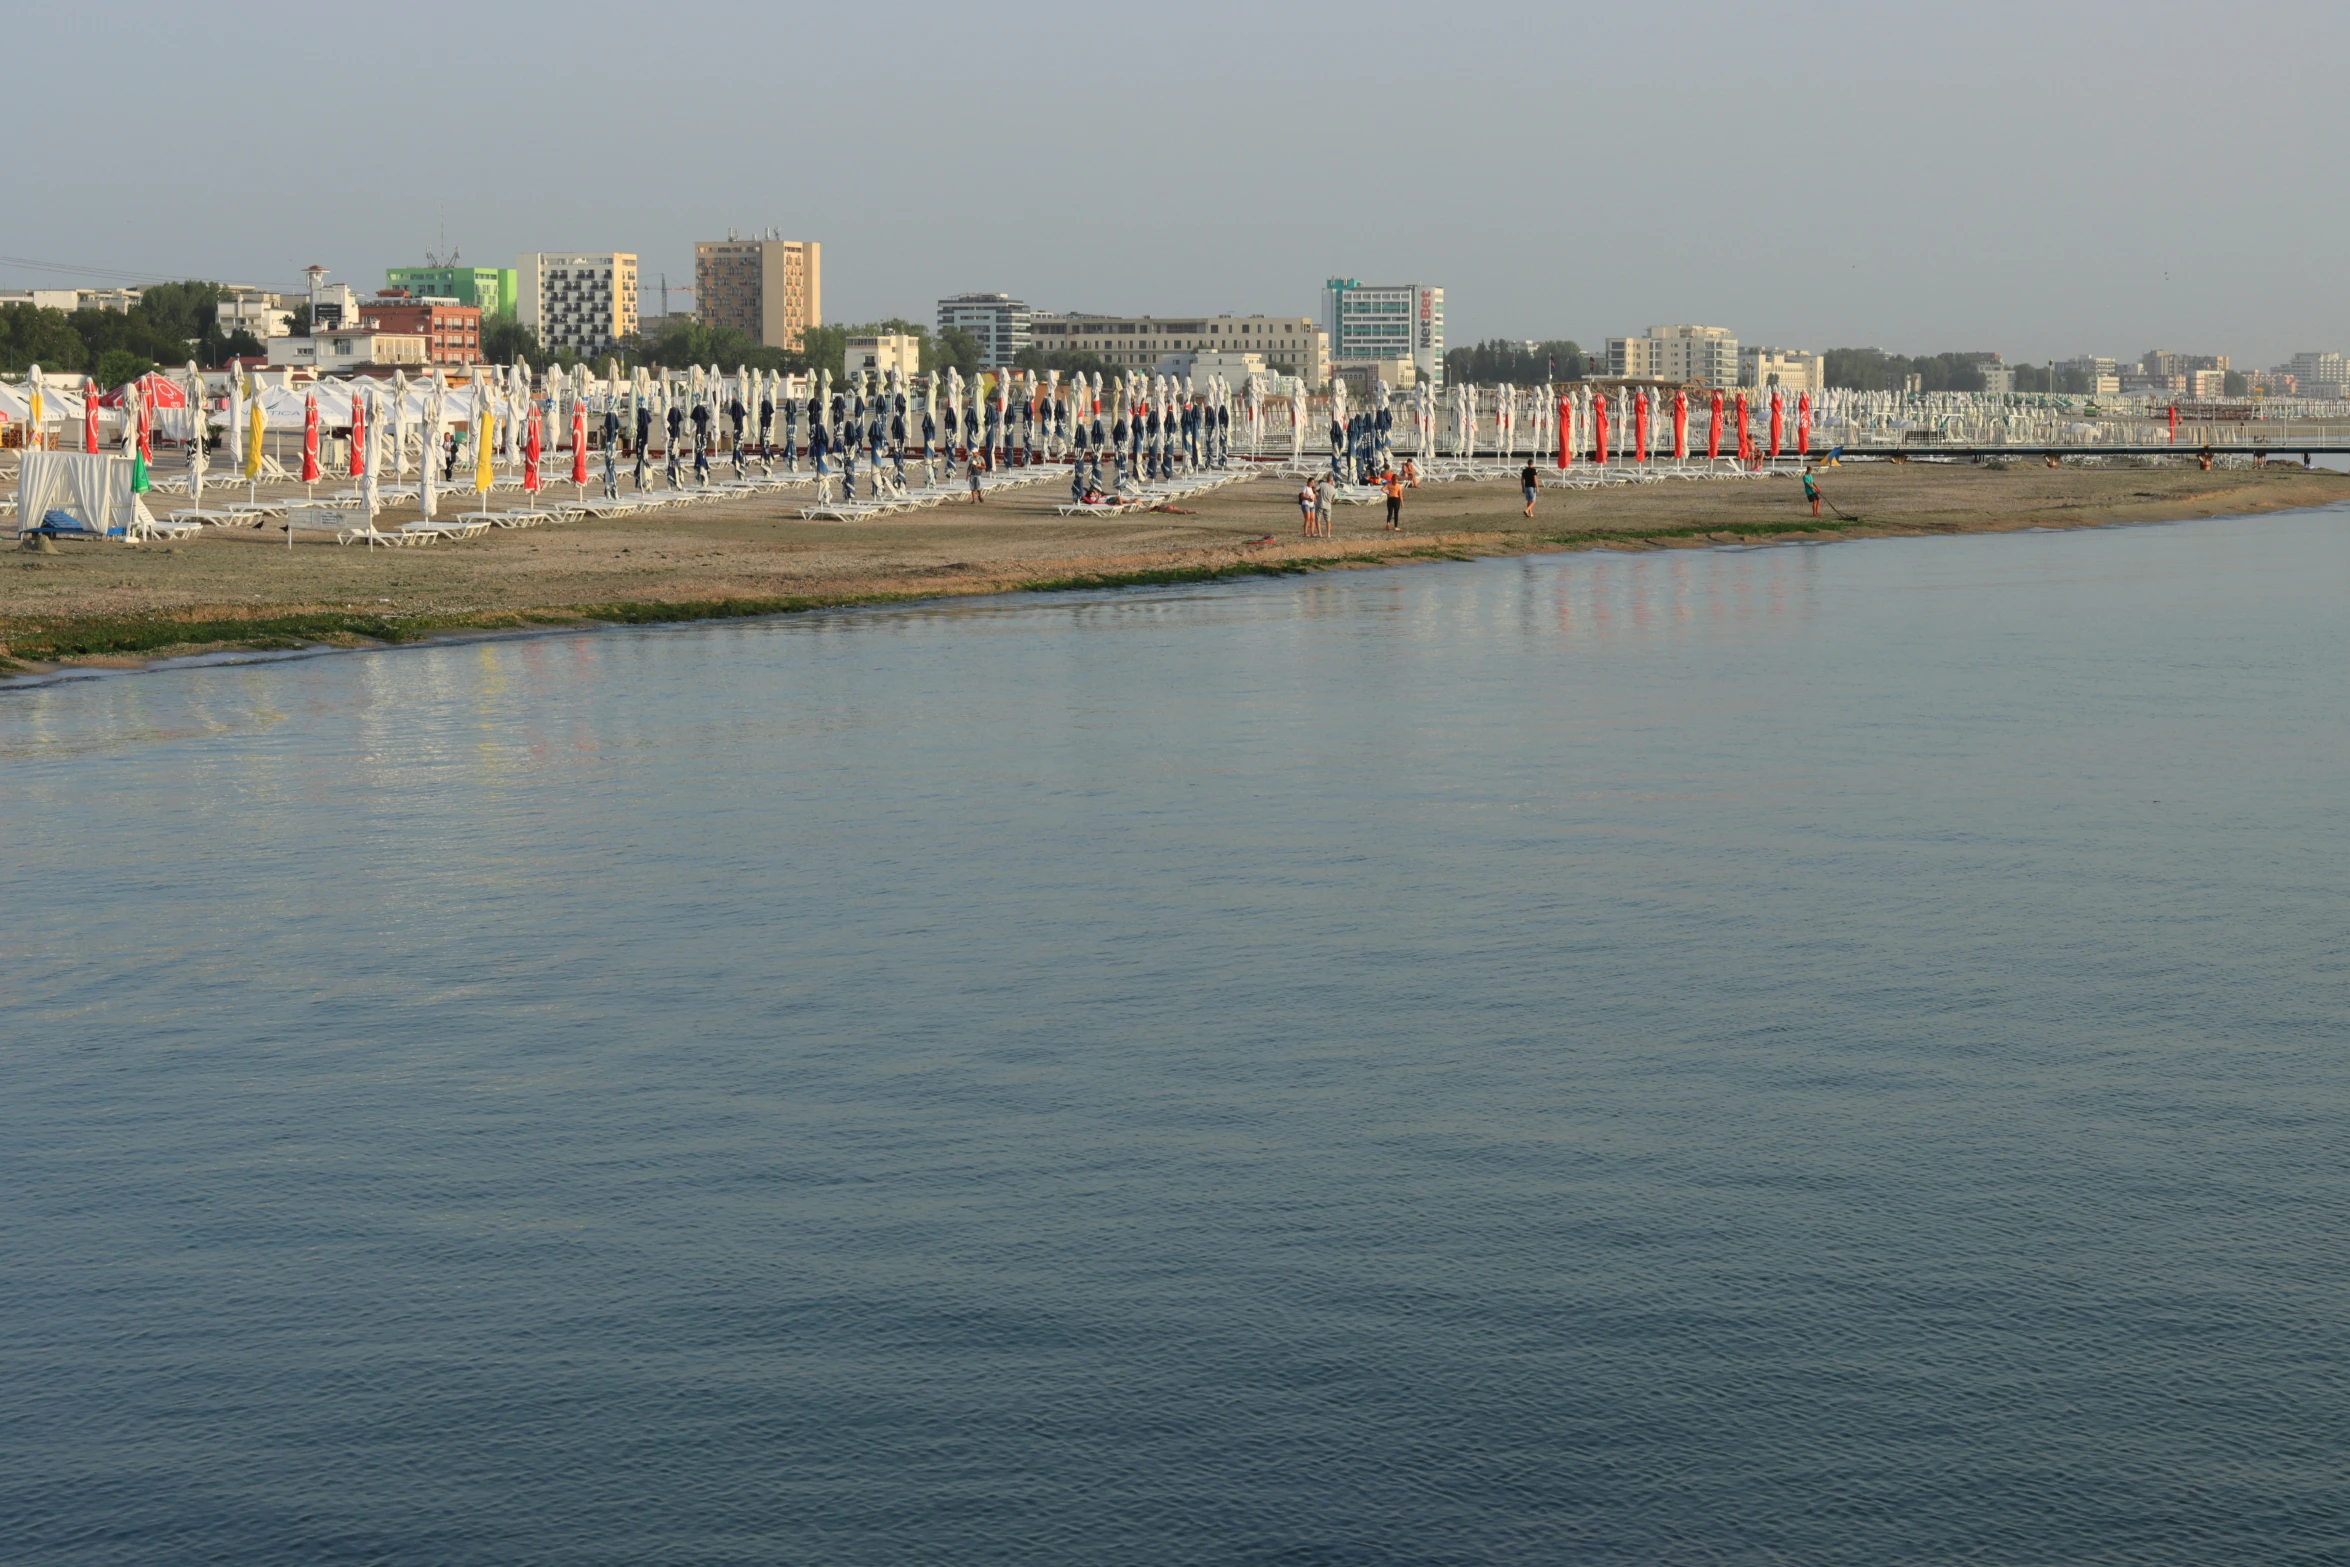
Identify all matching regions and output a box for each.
[1324,280,1443,386]
[937,293,1032,367]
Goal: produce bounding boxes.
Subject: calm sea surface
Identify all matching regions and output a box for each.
[5,512,2348,1566]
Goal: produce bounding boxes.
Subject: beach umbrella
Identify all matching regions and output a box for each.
[523,401,542,493]
[572,400,588,494]
[25,364,43,449]
[420,376,441,520]
[1768,390,1783,460]
[1673,389,1688,461]
[349,391,367,480]
[1555,393,1571,470]
[1796,392,1810,456]
[475,396,496,494]
[2168,402,2178,443]
[244,376,265,489]
[393,370,411,479]
[301,391,320,490]
[1735,393,1751,465]
[127,384,151,495]
[1634,390,1650,464]
[1708,390,1723,460]
[1591,388,1608,466]
[362,383,382,519]
[226,367,244,475]
[185,362,207,506]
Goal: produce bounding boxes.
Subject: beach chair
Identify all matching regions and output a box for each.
[285,503,364,542]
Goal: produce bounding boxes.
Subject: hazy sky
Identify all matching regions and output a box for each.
[16,0,2346,366]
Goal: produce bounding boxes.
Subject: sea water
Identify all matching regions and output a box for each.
[5,511,2348,1565]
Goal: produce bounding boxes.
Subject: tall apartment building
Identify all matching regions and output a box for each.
[1739,345,1824,392]
[1029,313,1327,385]
[1324,279,1444,386]
[694,236,820,351]
[2290,352,2348,396]
[516,252,638,356]
[937,293,1033,367]
[1609,325,1739,384]
[385,265,517,318]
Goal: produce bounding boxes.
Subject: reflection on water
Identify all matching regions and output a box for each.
[5,513,2349,1567]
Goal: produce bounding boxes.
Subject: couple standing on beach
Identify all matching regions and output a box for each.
[1297,476,1333,538]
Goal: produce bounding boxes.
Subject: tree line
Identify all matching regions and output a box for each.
[0,282,264,387]
[1442,339,1589,384]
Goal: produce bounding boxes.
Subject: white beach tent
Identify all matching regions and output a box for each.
[17,451,155,538]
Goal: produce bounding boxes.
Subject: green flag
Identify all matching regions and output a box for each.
[131,445,150,493]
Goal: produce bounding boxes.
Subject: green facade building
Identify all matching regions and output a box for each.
[384,265,518,317]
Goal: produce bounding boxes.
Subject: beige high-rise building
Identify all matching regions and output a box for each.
[1608,325,1739,385]
[516,252,638,356]
[695,236,820,351]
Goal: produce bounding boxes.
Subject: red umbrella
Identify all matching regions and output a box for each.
[2168,402,2178,443]
[1673,389,1689,460]
[1591,391,1608,466]
[349,393,367,478]
[1708,390,1723,460]
[1768,390,1783,460]
[1554,396,1570,470]
[1634,391,1650,464]
[1796,393,1810,456]
[301,393,320,483]
[137,393,153,466]
[524,403,542,492]
[1736,393,1752,465]
[84,377,100,451]
[571,403,588,488]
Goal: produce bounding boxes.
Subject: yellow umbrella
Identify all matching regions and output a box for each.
[26,366,43,443]
[474,389,495,494]
[244,377,265,484]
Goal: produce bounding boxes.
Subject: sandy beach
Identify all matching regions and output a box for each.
[4,460,2346,672]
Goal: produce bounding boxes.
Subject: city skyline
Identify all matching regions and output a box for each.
[10,0,2347,368]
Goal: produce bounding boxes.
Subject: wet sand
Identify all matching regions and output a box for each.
[4,460,2347,671]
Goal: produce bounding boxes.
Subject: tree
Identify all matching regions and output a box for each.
[1443,338,1585,384]
[933,326,983,380]
[480,314,545,366]
[2223,369,2249,397]
[631,318,791,373]
[0,303,91,373]
[1013,344,1113,381]
[132,281,226,343]
[1820,349,1993,393]
[95,347,155,389]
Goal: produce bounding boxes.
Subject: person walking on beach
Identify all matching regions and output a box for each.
[1313,473,1334,539]
[1521,460,1539,519]
[1383,467,1404,531]
[968,456,986,503]
[1297,480,1317,536]
[1802,466,1822,518]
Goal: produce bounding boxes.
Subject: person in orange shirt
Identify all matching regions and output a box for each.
[1382,469,1404,530]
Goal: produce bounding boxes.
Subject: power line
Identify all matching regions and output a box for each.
[0,253,197,285]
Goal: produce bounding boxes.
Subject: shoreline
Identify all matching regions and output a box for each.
[4,465,2345,680]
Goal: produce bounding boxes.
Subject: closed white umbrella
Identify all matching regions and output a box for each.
[182,360,207,506]
[362,381,383,519]
[420,370,443,521]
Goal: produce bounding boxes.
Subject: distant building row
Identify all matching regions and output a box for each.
[933,279,1445,390]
